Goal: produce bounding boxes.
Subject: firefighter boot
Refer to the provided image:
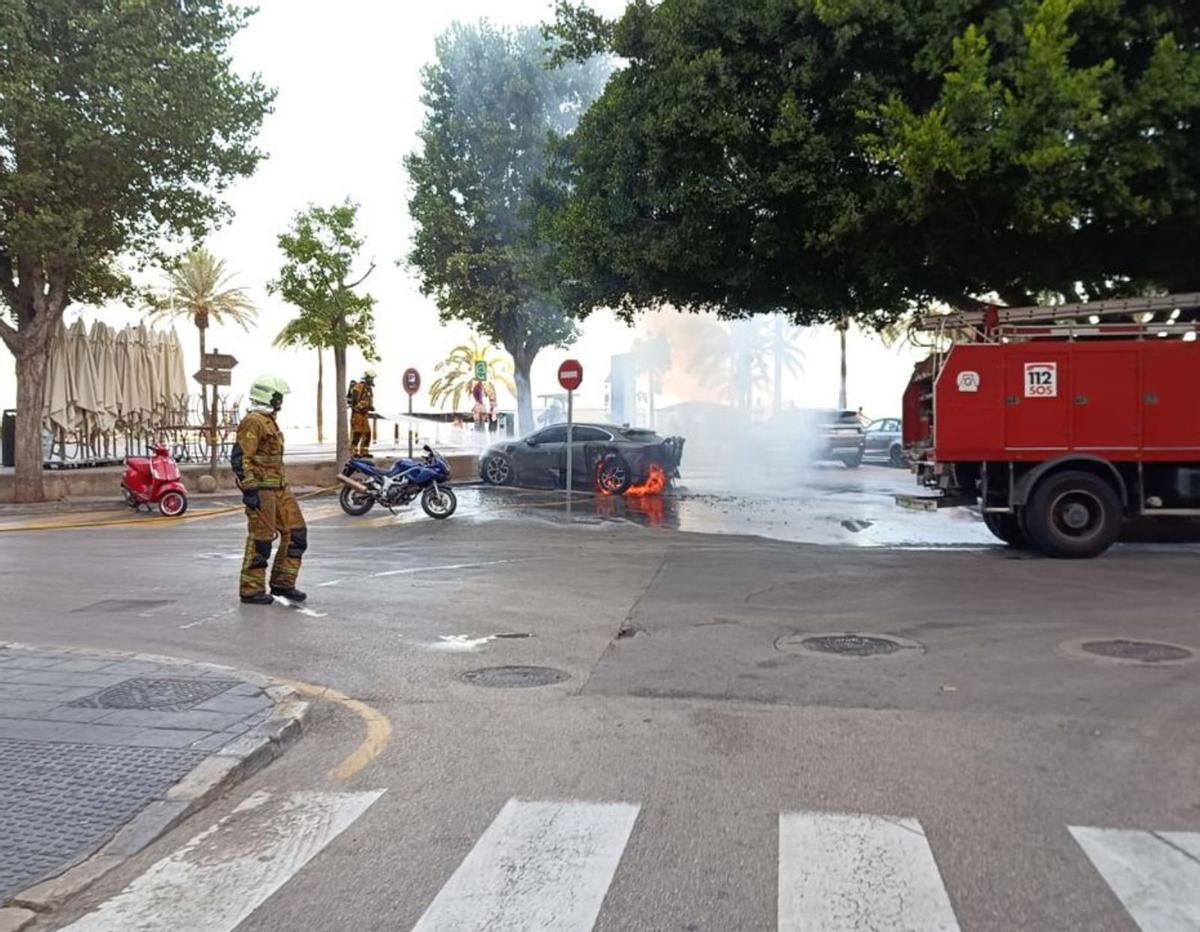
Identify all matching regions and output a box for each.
[240,592,274,605]
[270,586,307,602]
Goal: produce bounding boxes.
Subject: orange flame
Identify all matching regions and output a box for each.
[624,463,668,497]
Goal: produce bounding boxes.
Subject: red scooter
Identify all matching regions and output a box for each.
[121,444,189,517]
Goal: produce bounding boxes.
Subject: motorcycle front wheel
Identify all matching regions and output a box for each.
[339,483,375,516]
[421,485,457,519]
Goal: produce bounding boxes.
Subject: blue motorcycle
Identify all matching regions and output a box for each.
[336,445,457,519]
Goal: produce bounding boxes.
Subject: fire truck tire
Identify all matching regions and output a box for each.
[1024,471,1122,559]
[982,512,1027,548]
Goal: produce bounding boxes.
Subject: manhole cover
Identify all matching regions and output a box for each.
[776,632,924,658]
[1081,639,1194,664]
[462,666,568,688]
[72,599,174,614]
[69,677,239,711]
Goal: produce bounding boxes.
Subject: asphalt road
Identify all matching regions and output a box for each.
[2,466,1199,931]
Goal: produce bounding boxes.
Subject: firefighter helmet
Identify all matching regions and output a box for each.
[249,375,290,410]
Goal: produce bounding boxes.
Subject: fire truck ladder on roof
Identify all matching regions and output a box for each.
[920,292,1200,341]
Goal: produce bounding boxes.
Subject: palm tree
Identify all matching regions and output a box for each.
[429,337,517,413]
[769,314,805,417]
[274,317,326,443]
[836,316,850,410]
[145,247,257,426]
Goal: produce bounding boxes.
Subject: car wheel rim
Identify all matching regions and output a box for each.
[486,459,509,483]
[1051,491,1102,539]
[600,464,627,490]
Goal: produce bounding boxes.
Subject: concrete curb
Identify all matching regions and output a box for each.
[0,644,311,926]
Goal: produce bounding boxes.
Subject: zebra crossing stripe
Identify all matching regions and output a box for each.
[59,789,383,932]
[778,811,961,931]
[1071,826,1200,931]
[412,799,640,932]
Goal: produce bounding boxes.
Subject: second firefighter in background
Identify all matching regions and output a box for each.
[349,369,375,457]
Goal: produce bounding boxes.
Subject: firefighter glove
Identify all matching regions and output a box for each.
[242,488,262,511]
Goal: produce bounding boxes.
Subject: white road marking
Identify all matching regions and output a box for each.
[179,607,235,630]
[778,811,960,932]
[1071,826,1200,931]
[429,634,497,651]
[60,789,383,932]
[271,595,328,617]
[370,558,527,578]
[413,799,640,931]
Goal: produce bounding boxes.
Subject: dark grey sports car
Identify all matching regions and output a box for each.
[479,423,685,494]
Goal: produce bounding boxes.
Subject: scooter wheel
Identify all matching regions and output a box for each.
[159,491,188,517]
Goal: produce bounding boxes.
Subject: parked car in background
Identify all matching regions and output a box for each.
[480,423,685,495]
[864,417,905,467]
[815,409,866,468]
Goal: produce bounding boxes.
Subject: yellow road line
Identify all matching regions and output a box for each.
[283,679,393,781]
[0,488,337,534]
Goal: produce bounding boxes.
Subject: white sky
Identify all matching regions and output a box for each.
[0,0,921,431]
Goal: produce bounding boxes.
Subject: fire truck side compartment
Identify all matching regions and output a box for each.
[934,341,1200,464]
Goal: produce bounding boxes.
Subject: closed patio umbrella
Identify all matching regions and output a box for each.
[89,321,120,435]
[43,320,78,435]
[67,318,101,437]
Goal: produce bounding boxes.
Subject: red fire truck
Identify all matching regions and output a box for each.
[903,293,1200,558]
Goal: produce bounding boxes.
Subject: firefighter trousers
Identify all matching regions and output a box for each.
[351,411,372,456]
[239,488,307,597]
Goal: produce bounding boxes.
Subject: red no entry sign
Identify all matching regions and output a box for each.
[558,359,583,392]
[403,368,421,395]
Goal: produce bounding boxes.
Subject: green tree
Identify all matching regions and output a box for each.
[405,21,609,433]
[545,1,1200,328]
[428,337,517,413]
[273,317,328,444]
[0,0,272,501]
[145,247,258,468]
[268,202,377,464]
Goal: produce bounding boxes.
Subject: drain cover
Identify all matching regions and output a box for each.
[1060,637,1197,667]
[69,677,239,711]
[1081,639,1194,664]
[776,632,923,658]
[462,666,568,688]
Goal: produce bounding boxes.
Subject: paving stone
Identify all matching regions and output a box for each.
[0,738,204,899]
[123,728,215,749]
[96,661,162,676]
[33,707,114,724]
[94,709,247,732]
[228,682,266,697]
[0,699,60,717]
[45,659,115,674]
[3,671,131,688]
[0,657,61,671]
[0,683,102,703]
[193,693,273,716]
[188,733,234,752]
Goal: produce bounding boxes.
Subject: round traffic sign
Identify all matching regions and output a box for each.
[557,359,583,392]
[403,367,421,396]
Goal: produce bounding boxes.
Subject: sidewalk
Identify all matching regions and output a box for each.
[0,643,308,929]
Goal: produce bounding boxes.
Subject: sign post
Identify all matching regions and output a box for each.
[193,349,237,473]
[403,368,421,458]
[557,359,583,500]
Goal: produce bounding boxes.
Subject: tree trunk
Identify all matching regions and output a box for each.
[197,323,209,423]
[12,343,50,503]
[316,348,324,444]
[837,320,848,410]
[773,316,784,417]
[334,344,349,463]
[512,354,534,435]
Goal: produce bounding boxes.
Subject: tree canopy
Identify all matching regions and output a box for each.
[545,0,1200,324]
[405,20,609,431]
[0,0,272,501]
[268,201,377,462]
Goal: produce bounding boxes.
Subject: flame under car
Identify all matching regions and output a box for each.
[479,423,684,495]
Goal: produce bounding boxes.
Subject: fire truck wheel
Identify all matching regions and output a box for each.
[1024,471,1121,559]
[982,512,1028,548]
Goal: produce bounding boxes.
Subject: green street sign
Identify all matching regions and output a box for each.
[474,360,488,381]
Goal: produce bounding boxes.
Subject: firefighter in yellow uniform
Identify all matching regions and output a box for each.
[349,369,375,457]
[232,376,308,605]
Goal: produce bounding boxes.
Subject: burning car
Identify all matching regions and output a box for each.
[479,423,685,495]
